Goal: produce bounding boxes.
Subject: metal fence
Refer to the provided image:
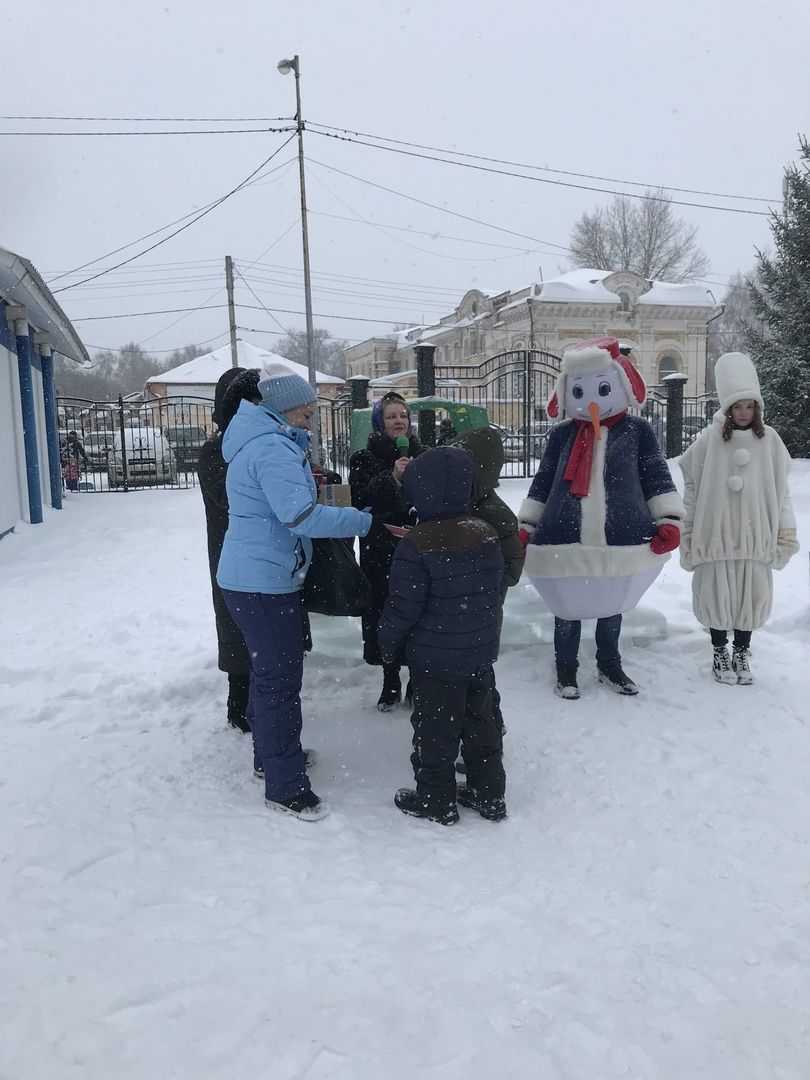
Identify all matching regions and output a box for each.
[317,393,353,479]
[434,349,563,477]
[57,395,214,492]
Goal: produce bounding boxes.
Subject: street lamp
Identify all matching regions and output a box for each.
[278,53,320,459]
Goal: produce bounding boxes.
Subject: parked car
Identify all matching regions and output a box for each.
[162,425,207,471]
[107,428,177,488]
[83,431,115,469]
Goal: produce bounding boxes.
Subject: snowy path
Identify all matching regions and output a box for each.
[2,471,810,1079]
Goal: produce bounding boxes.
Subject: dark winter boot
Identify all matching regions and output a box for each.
[555,666,580,700]
[456,783,507,822]
[712,646,738,685]
[597,666,639,695]
[227,674,251,733]
[265,789,328,821]
[394,788,459,826]
[731,646,754,685]
[377,664,402,712]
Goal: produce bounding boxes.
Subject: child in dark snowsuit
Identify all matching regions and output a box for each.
[378,446,506,826]
[452,426,524,733]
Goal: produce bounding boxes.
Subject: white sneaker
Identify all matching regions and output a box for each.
[712,647,737,685]
[732,647,754,685]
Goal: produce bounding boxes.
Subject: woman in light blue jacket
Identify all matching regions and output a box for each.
[218,363,372,821]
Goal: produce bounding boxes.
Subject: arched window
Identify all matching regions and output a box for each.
[617,291,631,312]
[658,354,681,380]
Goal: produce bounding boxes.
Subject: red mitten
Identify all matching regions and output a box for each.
[650,523,680,554]
[518,528,531,551]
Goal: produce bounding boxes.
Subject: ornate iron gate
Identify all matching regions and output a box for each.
[317,393,353,479]
[434,349,562,477]
[57,394,214,492]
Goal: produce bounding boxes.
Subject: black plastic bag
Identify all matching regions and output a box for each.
[303,538,372,617]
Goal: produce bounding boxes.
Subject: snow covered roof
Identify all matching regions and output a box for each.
[0,246,91,365]
[535,269,618,304]
[635,280,716,307]
[146,338,343,387]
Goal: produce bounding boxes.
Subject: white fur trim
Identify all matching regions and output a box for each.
[647,490,685,524]
[518,497,544,529]
[561,346,615,374]
[579,433,608,546]
[528,565,664,620]
[525,540,669,579]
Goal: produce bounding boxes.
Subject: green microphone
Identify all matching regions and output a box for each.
[395,436,410,459]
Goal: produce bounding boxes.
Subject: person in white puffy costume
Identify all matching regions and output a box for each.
[679,352,799,685]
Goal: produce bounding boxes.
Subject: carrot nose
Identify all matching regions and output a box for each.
[588,401,602,439]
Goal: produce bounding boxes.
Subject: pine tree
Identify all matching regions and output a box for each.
[747,136,810,456]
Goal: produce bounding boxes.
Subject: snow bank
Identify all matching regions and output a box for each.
[1,466,809,1079]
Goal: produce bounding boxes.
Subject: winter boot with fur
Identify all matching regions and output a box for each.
[456,783,507,822]
[712,646,738,685]
[732,646,754,685]
[597,666,639,696]
[555,666,580,700]
[394,788,459,826]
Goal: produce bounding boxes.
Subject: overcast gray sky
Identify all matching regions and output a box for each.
[4,0,809,361]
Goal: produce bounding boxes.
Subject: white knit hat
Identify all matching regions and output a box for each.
[713,352,763,414]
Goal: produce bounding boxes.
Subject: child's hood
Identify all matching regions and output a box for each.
[452,426,504,501]
[403,445,473,521]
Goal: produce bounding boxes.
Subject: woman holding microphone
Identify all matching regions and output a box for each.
[217,363,372,821]
[349,391,423,710]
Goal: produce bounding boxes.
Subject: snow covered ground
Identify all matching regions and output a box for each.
[2,466,810,1080]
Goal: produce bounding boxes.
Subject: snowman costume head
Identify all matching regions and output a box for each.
[547,336,647,430]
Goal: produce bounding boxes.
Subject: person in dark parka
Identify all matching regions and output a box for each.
[198,367,262,732]
[349,391,423,710]
[378,446,507,826]
[451,425,525,738]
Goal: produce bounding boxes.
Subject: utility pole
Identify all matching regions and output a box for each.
[278,53,320,459]
[225,255,238,367]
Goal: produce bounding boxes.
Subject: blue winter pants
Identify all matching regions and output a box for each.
[554,614,623,671]
[221,590,309,802]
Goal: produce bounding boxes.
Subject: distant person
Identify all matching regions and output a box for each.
[217,363,372,821]
[679,352,799,685]
[197,367,260,733]
[349,392,423,711]
[436,417,457,445]
[61,430,88,492]
[378,446,506,826]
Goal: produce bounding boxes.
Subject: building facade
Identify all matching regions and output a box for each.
[345,269,721,396]
[1,246,90,538]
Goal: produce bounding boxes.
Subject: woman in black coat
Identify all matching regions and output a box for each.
[198,368,261,732]
[349,391,423,710]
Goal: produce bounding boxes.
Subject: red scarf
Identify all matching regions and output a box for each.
[564,412,626,498]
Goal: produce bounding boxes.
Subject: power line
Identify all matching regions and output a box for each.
[1,126,295,137]
[308,129,774,217]
[2,114,294,122]
[309,209,548,253]
[52,135,297,293]
[72,303,428,326]
[308,122,782,206]
[233,266,289,334]
[48,157,296,286]
[85,331,233,355]
[307,156,573,252]
[237,324,365,345]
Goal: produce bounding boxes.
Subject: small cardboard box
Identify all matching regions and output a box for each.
[317,483,352,507]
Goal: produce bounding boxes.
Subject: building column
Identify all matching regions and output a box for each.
[36,335,62,510]
[7,305,43,524]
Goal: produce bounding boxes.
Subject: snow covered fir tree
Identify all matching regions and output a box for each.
[747,136,810,457]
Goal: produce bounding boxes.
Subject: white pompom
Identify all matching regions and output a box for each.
[728,475,744,491]
[733,448,751,466]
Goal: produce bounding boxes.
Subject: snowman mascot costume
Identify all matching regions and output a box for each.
[518,336,684,699]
